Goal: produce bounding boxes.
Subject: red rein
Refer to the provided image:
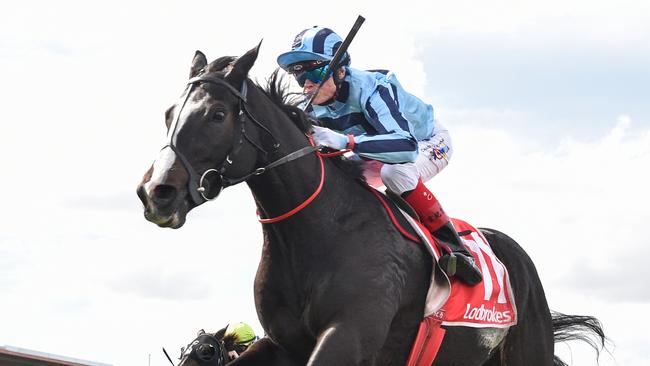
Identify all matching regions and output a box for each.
[257,137,350,224]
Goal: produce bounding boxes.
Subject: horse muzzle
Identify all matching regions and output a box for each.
[137,183,189,228]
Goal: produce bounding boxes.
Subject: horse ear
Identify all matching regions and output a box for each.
[214,325,228,339]
[226,40,262,86]
[190,50,208,78]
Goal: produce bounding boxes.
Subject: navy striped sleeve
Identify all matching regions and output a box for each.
[377,86,409,131]
[320,113,379,133]
[365,86,410,134]
[356,138,417,154]
[364,102,390,134]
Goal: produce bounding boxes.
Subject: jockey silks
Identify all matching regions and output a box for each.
[309,67,445,164]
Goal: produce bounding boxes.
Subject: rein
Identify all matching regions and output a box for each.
[257,139,349,224]
[163,75,317,205]
[163,76,253,204]
[163,73,350,224]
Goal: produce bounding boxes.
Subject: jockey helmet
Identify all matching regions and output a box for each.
[277,26,351,71]
[225,322,257,346]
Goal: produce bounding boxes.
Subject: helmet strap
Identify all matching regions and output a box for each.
[333,67,345,90]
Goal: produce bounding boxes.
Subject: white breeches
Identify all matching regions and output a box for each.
[363,130,453,194]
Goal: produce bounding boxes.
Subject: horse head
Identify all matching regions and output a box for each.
[174,329,229,366]
[137,43,263,228]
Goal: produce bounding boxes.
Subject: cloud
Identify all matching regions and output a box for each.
[417,34,650,145]
[0,237,30,292]
[569,256,650,303]
[61,190,138,211]
[437,115,650,304]
[108,268,213,301]
[2,1,650,365]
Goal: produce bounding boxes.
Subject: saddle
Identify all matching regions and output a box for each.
[366,185,517,366]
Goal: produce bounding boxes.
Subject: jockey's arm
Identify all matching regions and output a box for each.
[349,85,418,164]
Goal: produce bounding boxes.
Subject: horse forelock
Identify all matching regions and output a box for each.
[205,56,237,74]
[170,56,241,141]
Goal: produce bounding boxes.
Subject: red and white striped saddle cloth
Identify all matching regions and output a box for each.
[404,214,518,327]
[399,214,518,365]
[368,188,517,364]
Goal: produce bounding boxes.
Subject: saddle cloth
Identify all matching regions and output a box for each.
[398,212,518,365]
[366,187,518,364]
[400,211,518,327]
[367,187,517,326]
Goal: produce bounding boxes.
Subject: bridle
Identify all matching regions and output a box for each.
[164,333,228,366]
[161,74,318,205]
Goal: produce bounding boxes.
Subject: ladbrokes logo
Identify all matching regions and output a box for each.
[463,304,512,323]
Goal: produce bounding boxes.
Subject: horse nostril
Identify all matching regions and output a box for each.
[136,185,148,206]
[152,184,178,205]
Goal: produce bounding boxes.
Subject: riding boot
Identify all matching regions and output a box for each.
[432,221,483,286]
[403,180,483,286]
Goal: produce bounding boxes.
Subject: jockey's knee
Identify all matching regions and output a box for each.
[380,163,420,195]
[415,131,453,182]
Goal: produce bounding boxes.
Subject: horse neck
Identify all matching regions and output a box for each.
[242,86,363,227]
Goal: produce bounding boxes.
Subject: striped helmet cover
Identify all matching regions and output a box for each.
[277,26,351,70]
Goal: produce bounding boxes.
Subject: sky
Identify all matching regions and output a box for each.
[1,0,649,365]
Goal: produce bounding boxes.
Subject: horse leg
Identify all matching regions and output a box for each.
[305,325,373,365]
[305,313,396,366]
[480,228,555,365]
[498,309,554,365]
[229,338,301,366]
[481,349,502,366]
[376,302,428,366]
[432,327,505,366]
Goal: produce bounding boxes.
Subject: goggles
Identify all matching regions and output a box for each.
[288,61,330,87]
[232,335,259,354]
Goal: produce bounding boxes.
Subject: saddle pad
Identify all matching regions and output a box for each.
[438,219,517,327]
[399,213,518,328]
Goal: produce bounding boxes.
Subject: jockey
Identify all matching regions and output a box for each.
[277,26,482,286]
[224,322,258,359]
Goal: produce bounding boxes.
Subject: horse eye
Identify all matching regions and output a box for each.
[213,111,226,122]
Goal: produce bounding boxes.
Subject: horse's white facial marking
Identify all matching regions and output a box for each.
[170,88,207,145]
[223,62,235,78]
[144,147,176,195]
[145,88,208,196]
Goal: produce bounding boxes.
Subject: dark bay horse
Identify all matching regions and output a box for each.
[167,329,229,366]
[137,44,605,366]
[166,328,253,366]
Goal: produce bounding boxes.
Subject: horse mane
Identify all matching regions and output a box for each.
[221,332,238,351]
[258,69,365,182]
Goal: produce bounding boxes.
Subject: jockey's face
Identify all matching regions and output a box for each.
[227,350,239,360]
[303,68,345,105]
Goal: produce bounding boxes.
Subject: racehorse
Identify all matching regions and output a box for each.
[169,330,228,366]
[166,328,253,366]
[137,44,606,365]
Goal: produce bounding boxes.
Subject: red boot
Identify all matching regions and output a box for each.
[403,180,483,286]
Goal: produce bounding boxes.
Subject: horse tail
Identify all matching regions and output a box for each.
[552,311,607,366]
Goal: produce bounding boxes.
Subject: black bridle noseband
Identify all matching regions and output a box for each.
[161,74,318,205]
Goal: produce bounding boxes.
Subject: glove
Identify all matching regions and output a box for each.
[312,126,350,150]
